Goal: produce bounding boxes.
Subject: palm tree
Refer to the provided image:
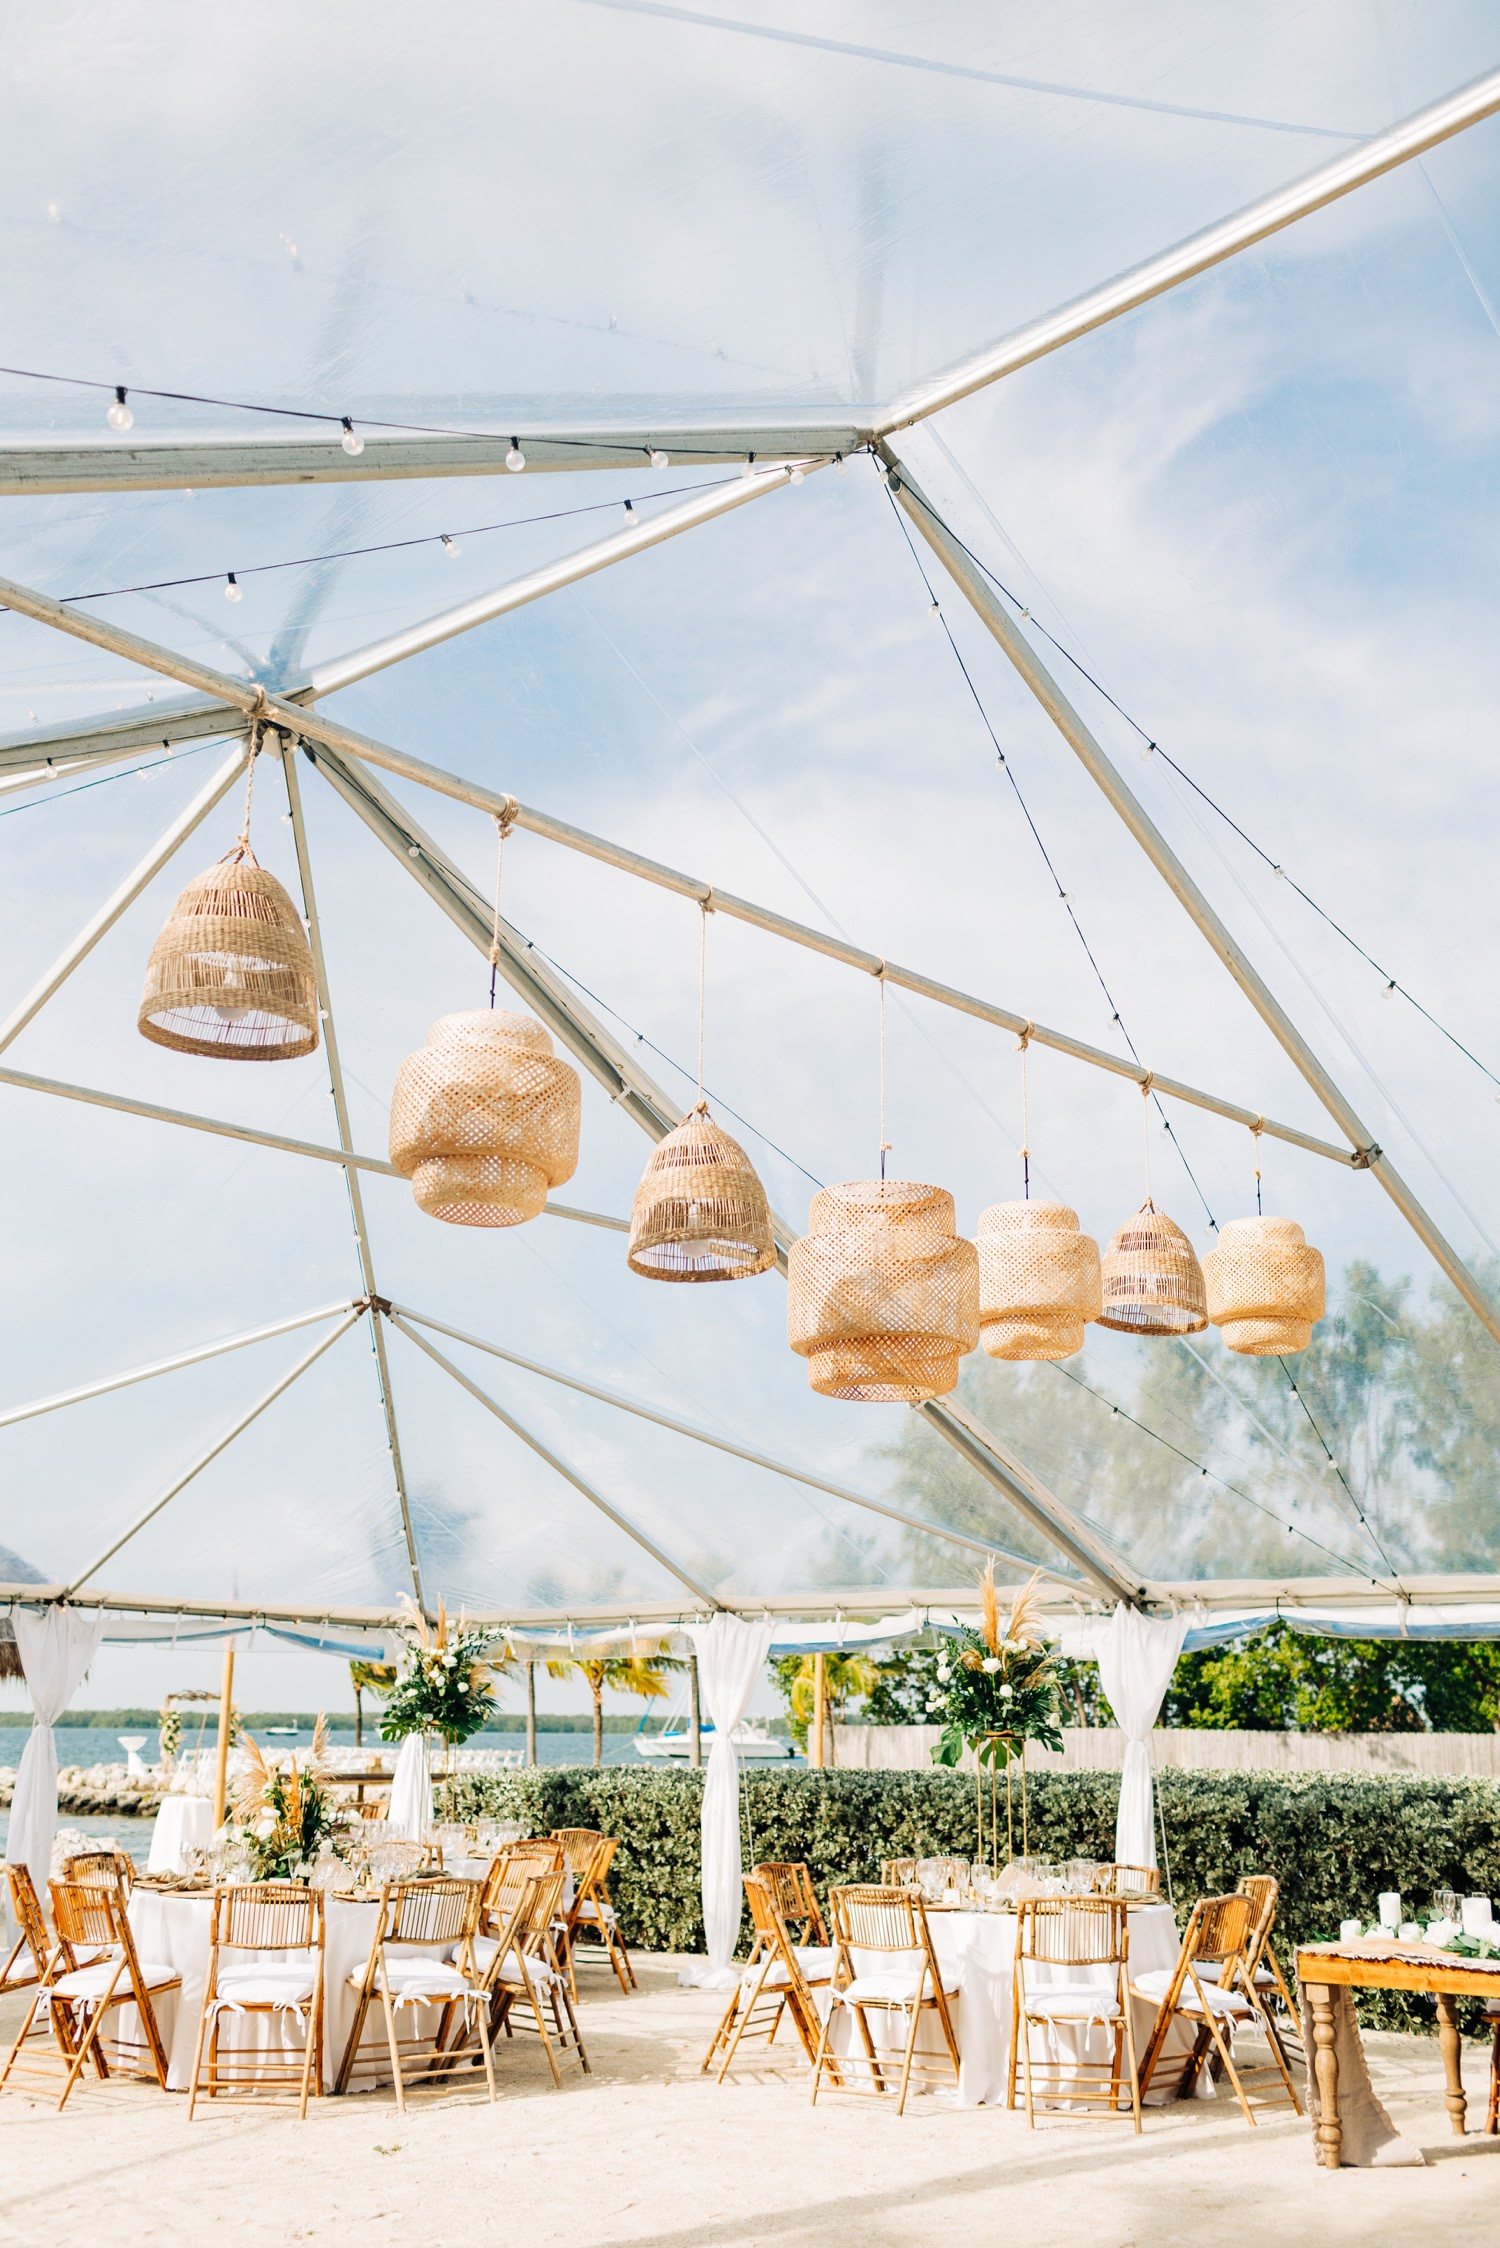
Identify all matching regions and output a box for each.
[348,1660,397,1747]
[778,1653,878,1766]
[546,1648,680,1767]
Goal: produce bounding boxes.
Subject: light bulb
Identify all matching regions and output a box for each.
[623,501,638,528]
[1383,979,1397,999]
[649,447,668,469]
[834,452,846,475]
[441,534,460,557]
[106,385,133,433]
[740,452,755,479]
[340,417,364,456]
[225,573,242,602]
[506,438,526,472]
[788,464,805,485]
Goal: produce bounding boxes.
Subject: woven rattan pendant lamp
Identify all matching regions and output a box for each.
[388,816,582,1226]
[976,1034,1101,1360]
[626,904,775,1280]
[1097,1088,1206,1334]
[786,974,977,1399]
[138,736,319,1061]
[1203,1216,1325,1353]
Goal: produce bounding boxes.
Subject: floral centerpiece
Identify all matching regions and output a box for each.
[231,1718,339,1881]
[379,1601,504,1747]
[931,1566,1063,1863]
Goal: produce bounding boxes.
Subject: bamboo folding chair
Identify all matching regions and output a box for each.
[810,1884,960,2115]
[336,1877,494,2110]
[2,1865,51,1999]
[1007,1897,1140,2130]
[61,1848,136,1899]
[468,1867,589,2085]
[702,1873,837,2082]
[1093,1864,1161,1897]
[555,1832,636,1994]
[754,1861,828,1946]
[186,1884,326,2120]
[1232,1874,1303,2069]
[1132,1893,1300,2123]
[0,1881,179,2109]
[1485,2001,1500,2135]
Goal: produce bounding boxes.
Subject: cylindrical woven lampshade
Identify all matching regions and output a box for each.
[1098,1199,1207,1335]
[977,1200,1102,1361]
[787,1180,979,1402]
[627,1108,775,1281]
[138,849,319,1061]
[1203,1215,1325,1354]
[389,1009,581,1227]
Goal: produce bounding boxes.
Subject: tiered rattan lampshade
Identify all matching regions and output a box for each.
[627,1106,775,1281]
[976,1200,1102,1361]
[138,848,319,1060]
[1203,1215,1325,1354]
[1098,1200,1207,1335]
[389,1009,581,1227]
[787,1180,979,1402]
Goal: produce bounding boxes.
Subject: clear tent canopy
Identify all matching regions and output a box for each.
[2,4,1500,1655]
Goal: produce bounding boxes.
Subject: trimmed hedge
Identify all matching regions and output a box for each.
[448,1766,1500,2034]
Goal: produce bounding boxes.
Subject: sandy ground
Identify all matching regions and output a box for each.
[2,1957,1498,2247]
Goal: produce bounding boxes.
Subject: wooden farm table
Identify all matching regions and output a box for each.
[1297,1939,1500,2167]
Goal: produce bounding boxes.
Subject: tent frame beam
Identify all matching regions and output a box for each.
[389,1312,725,1609]
[883,448,1500,1348]
[61,1309,365,1594]
[390,1300,1063,1581]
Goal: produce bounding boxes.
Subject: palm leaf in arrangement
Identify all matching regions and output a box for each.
[1005,1569,1050,1656]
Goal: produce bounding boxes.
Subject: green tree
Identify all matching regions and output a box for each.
[546,1649,680,1767]
[1162,1619,1500,1732]
[349,1660,396,1748]
[769,1653,879,1761]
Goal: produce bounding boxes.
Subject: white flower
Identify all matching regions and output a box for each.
[999,1684,1015,1701]
[443,1653,457,1670]
[254,1810,278,1838]
[935,1662,950,1682]
[925,1691,943,1710]
[981,1656,1001,1675]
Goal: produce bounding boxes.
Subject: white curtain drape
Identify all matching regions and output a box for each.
[6,1607,104,1892]
[387,1732,432,1840]
[681,1613,775,1987]
[1084,1605,1189,1868]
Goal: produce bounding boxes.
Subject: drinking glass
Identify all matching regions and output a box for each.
[1433,1886,1460,1924]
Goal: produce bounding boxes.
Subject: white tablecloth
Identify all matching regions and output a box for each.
[146,1797,216,1876]
[125,1890,454,2093]
[824,1902,1199,2108]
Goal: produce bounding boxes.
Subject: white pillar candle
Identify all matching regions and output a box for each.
[1339,1918,1363,1944]
[1399,1922,1422,1943]
[1461,1896,1492,1936]
[1377,1891,1402,1930]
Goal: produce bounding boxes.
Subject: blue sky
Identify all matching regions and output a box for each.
[2,3,1499,1703]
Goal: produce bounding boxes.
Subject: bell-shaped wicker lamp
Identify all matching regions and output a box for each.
[977,1200,1102,1361]
[138,848,319,1061]
[787,1180,979,1402]
[1098,1199,1207,1335]
[627,1107,775,1281]
[1203,1215,1325,1354]
[389,1009,581,1227]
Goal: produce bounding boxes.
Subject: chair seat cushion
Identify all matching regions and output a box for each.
[472,1935,557,1987]
[1132,1967,1253,2017]
[839,1970,956,2006]
[213,1968,317,2007]
[360,1956,473,2002]
[572,1898,617,1925]
[1020,1982,1124,2021]
[750,1945,837,1990]
[53,1960,177,1999]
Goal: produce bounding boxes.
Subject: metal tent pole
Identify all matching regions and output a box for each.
[884,450,1500,1350]
[63,1308,364,1592]
[0,741,248,1055]
[879,65,1500,431]
[278,741,426,1613]
[389,1312,723,1609]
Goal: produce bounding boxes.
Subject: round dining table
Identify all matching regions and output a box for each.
[821,1899,1204,2108]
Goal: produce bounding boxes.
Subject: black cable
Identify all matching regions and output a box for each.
[0,360,824,463]
[45,478,741,605]
[1049,1361,1373,1579]
[1273,1359,1403,1580]
[892,474,1500,1098]
[0,737,220,815]
[881,480,1218,1231]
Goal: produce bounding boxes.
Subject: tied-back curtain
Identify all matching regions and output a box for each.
[6,1607,104,1893]
[387,1732,432,1840]
[1086,1605,1188,1868]
[683,1613,775,1986]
